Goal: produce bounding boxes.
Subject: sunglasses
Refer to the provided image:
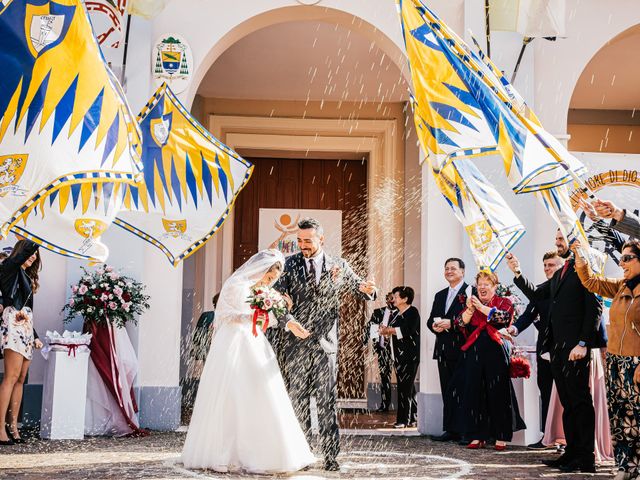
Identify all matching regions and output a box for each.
[620,254,639,263]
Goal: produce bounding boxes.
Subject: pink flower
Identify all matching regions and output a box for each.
[69,298,75,307]
[100,293,109,302]
[108,302,117,310]
[263,298,273,309]
[71,285,78,294]
[105,266,114,272]
[122,302,131,312]
[79,285,88,295]
[109,272,119,281]
[113,286,123,297]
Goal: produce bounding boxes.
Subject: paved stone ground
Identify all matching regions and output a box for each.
[0,431,616,480]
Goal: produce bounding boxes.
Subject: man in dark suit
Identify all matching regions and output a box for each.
[381,286,420,428]
[507,251,563,449]
[426,257,467,441]
[363,292,396,412]
[275,218,377,471]
[507,230,602,473]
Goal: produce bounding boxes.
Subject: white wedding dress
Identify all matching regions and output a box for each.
[181,250,315,473]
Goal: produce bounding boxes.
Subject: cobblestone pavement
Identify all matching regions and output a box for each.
[0,432,615,480]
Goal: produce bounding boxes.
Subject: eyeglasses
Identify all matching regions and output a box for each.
[620,254,639,263]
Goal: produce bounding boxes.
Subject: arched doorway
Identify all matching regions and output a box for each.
[179,7,413,413]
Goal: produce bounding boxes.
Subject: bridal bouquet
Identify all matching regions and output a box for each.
[63,265,150,328]
[247,286,287,337]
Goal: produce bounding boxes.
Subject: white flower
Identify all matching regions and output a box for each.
[108,294,113,300]
[263,298,273,309]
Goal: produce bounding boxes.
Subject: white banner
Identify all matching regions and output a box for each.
[258,209,342,258]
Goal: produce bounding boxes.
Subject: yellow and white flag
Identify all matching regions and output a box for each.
[0,0,142,261]
[433,158,525,271]
[115,83,253,266]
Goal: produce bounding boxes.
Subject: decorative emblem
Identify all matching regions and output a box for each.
[150,113,172,147]
[25,2,69,57]
[0,154,28,197]
[465,220,492,252]
[152,35,192,94]
[268,213,301,255]
[74,218,108,254]
[161,218,190,240]
[74,218,108,239]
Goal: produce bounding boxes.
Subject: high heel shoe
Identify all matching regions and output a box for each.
[494,442,507,451]
[7,431,26,445]
[466,440,486,449]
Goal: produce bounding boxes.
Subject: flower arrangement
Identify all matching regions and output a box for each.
[247,286,287,337]
[495,283,526,322]
[62,265,150,329]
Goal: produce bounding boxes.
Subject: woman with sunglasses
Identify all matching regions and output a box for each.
[571,239,640,480]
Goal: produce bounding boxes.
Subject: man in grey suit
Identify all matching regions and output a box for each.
[275,218,377,471]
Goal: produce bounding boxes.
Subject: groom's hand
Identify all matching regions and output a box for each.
[359,280,376,296]
[286,320,310,339]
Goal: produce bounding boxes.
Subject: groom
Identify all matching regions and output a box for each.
[276,218,377,471]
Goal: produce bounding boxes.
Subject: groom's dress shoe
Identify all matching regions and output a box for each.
[432,432,457,442]
[324,459,340,471]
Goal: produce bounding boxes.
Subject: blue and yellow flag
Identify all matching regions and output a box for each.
[434,158,525,271]
[114,83,253,266]
[0,0,142,260]
[399,0,586,194]
[400,0,524,270]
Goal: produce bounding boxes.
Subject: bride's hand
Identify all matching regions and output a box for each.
[287,320,310,339]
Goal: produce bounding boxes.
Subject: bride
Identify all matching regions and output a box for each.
[181,249,316,473]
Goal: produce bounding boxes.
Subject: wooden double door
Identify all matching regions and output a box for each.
[233,157,368,399]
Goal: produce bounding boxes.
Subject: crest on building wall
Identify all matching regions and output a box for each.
[152,34,192,94]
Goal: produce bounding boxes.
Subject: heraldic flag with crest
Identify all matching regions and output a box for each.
[113,83,253,266]
[0,0,142,262]
[399,0,525,270]
[399,0,587,195]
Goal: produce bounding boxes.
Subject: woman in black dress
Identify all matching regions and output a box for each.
[446,271,524,450]
[0,239,42,445]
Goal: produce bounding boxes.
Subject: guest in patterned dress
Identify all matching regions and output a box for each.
[0,239,43,445]
[572,239,640,480]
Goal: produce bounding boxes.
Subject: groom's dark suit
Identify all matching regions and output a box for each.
[275,251,375,465]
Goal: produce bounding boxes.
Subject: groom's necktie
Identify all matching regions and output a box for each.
[307,258,318,286]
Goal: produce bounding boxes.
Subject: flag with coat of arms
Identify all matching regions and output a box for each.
[0,0,142,262]
[399,0,525,270]
[113,83,253,266]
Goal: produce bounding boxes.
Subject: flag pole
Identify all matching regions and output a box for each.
[120,14,132,89]
[511,37,533,83]
[485,0,491,58]
[413,1,597,201]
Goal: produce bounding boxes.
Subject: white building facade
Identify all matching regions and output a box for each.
[9,0,640,437]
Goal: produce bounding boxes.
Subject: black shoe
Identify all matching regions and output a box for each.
[375,406,389,413]
[7,430,25,444]
[457,438,469,446]
[542,454,573,468]
[0,438,14,446]
[558,459,596,473]
[433,432,454,442]
[393,423,406,429]
[527,440,552,450]
[323,459,340,471]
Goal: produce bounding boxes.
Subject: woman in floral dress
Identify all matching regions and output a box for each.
[0,239,43,445]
